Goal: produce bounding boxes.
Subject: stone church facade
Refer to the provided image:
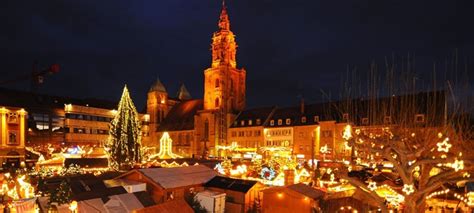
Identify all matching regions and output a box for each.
[146,5,246,158]
[145,4,446,161]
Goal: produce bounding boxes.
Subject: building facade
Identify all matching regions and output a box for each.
[146,5,447,162]
[147,5,246,158]
[0,106,27,166]
[0,87,150,156]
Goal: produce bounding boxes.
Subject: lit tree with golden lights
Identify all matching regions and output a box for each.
[106,85,143,171]
[332,54,474,212]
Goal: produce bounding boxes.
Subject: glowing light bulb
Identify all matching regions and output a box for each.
[402,184,415,195]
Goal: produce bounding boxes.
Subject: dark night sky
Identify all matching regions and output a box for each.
[1,0,473,109]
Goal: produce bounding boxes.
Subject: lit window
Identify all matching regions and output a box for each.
[270,120,274,126]
[314,116,320,122]
[301,116,307,123]
[285,119,291,125]
[7,113,18,124]
[8,131,18,145]
[343,113,349,121]
[241,120,245,126]
[362,118,369,125]
[384,116,392,124]
[248,120,253,125]
[278,119,282,125]
[204,120,209,140]
[33,113,50,130]
[256,119,261,125]
[73,128,85,134]
[322,130,333,138]
[415,114,425,123]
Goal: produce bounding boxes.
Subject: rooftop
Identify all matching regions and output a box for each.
[134,199,193,213]
[204,176,259,193]
[136,165,217,189]
[287,183,325,199]
[158,99,203,131]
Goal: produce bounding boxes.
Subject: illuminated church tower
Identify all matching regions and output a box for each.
[203,3,246,112]
[200,3,246,156]
[146,3,246,157]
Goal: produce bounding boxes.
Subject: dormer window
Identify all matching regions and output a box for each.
[301,116,307,123]
[7,113,18,124]
[270,120,275,126]
[362,118,369,125]
[248,120,253,126]
[285,118,291,125]
[343,113,349,121]
[256,119,261,125]
[278,119,282,125]
[415,114,425,123]
[314,116,320,122]
[384,116,392,124]
[241,120,245,126]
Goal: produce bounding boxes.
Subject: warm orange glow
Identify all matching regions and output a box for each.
[343,125,352,140]
[69,200,78,212]
[64,103,73,112]
[153,132,182,159]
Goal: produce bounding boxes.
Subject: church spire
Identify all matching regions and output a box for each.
[211,2,237,68]
[176,83,192,100]
[218,1,230,30]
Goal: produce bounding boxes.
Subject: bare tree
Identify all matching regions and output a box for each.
[333,53,474,213]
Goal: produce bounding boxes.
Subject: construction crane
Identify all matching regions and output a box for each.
[0,62,60,91]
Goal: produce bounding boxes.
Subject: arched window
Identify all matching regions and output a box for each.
[215,98,220,108]
[157,109,162,122]
[204,119,209,140]
[215,79,220,88]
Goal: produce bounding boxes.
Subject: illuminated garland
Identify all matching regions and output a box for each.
[260,167,276,180]
[154,132,182,159]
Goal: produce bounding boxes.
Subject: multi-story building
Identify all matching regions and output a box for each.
[145,4,447,161]
[0,106,27,166]
[64,103,150,147]
[226,91,447,161]
[227,107,274,156]
[0,87,150,154]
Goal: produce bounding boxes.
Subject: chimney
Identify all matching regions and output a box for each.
[300,98,305,114]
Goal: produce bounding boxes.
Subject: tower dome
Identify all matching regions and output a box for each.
[149,77,167,93]
[177,84,192,100]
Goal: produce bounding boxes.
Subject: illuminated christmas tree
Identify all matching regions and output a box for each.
[49,180,72,206]
[106,85,143,171]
